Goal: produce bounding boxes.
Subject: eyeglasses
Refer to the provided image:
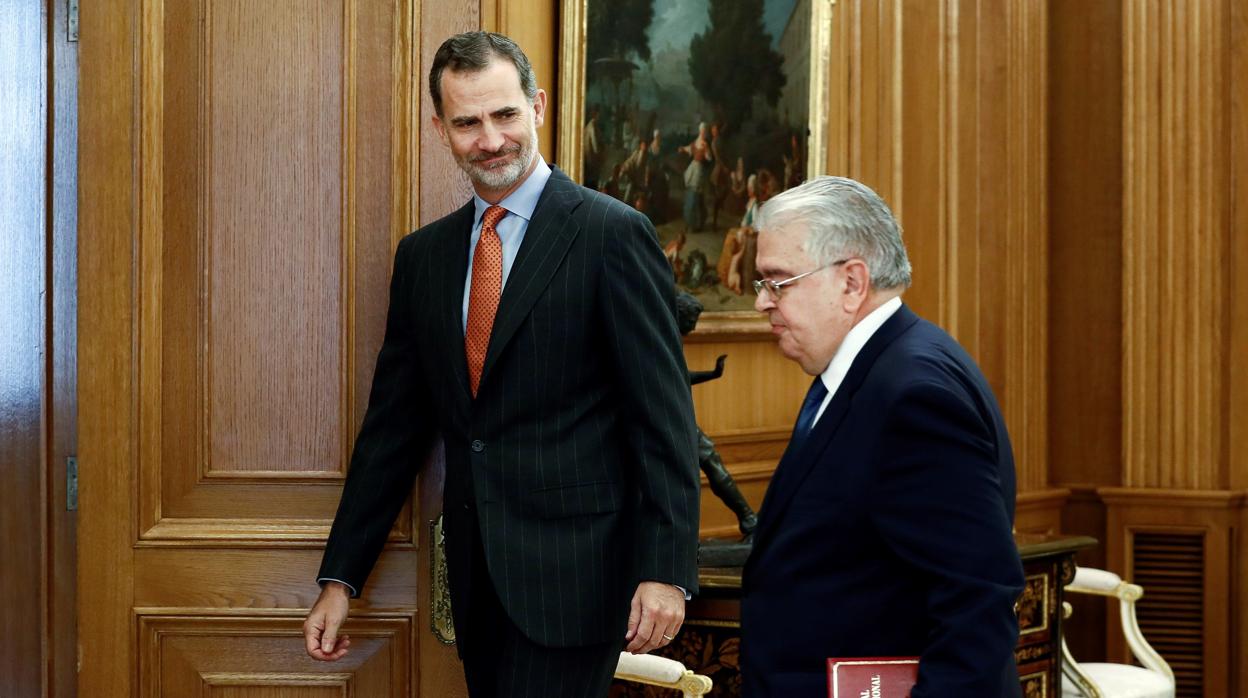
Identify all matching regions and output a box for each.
[752,259,850,300]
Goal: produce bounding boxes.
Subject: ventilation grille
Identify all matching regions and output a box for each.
[1131,532,1204,698]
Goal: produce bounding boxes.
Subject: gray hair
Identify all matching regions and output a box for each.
[429,31,538,117]
[756,176,912,290]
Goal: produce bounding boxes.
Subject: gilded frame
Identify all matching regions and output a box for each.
[557,0,836,336]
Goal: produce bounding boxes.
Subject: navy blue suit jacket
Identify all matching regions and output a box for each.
[741,304,1024,697]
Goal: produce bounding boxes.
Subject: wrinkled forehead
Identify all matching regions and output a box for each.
[440,60,528,109]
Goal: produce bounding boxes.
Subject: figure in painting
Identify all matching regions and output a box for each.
[664,231,687,282]
[709,123,732,229]
[679,122,712,232]
[716,174,761,295]
[583,106,602,188]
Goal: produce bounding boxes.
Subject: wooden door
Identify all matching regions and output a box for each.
[1,0,78,695]
[78,1,469,695]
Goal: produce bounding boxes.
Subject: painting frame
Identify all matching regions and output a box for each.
[556,0,836,337]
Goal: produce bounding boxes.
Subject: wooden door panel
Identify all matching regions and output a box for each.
[132,549,416,609]
[80,0,433,694]
[135,0,412,543]
[139,616,410,698]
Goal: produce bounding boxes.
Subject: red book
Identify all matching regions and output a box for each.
[827,657,918,698]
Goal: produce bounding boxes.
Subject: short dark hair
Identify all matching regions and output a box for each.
[429,31,538,117]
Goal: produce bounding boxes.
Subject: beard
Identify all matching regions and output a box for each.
[456,118,538,190]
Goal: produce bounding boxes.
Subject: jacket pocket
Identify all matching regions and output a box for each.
[526,480,622,519]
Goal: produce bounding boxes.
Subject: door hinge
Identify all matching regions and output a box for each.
[67,0,79,42]
[67,457,78,511]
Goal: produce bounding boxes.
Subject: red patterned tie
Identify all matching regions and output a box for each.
[465,205,507,397]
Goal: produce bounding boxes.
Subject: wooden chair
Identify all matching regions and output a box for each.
[614,651,713,697]
[1060,566,1175,698]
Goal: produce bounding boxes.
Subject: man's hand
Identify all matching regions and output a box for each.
[624,581,685,653]
[303,581,352,661]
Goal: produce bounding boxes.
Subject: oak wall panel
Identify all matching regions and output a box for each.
[418,0,479,224]
[1047,0,1123,490]
[1122,0,1229,491]
[827,0,1051,496]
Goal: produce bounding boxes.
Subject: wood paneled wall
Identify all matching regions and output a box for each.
[1048,0,1123,663]
[1048,0,1247,693]
[822,0,1055,523]
[74,0,1248,694]
[1122,0,1229,491]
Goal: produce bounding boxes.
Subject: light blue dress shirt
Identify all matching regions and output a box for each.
[461,158,553,334]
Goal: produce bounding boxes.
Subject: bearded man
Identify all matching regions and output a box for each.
[301,31,701,698]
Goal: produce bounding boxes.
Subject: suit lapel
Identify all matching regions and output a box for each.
[751,305,922,551]
[435,199,476,402]
[478,167,584,389]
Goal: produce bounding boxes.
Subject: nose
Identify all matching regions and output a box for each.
[753,288,774,313]
[478,120,506,153]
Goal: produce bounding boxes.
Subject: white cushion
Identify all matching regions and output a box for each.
[1061,663,1174,698]
[615,652,687,683]
[1069,567,1123,593]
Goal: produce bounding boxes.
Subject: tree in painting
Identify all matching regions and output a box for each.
[588,0,655,64]
[687,0,786,128]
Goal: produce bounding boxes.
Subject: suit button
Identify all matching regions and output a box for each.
[470,439,485,453]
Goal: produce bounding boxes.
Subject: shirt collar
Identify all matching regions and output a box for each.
[472,158,552,226]
[819,295,903,392]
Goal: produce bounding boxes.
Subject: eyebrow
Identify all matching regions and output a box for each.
[448,106,521,128]
[756,264,789,278]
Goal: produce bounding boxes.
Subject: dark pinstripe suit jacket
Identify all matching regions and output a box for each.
[318,166,701,648]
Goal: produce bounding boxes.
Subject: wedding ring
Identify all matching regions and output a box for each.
[662,633,675,641]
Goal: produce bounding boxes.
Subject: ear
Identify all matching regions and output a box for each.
[431,113,450,147]
[532,88,548,129]
[841,259,871,310]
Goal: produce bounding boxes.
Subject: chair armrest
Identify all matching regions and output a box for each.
[1066,566,1175,687]
[615,652,714,698]
[1060,636,1105,698]
[1068,567,1123,595]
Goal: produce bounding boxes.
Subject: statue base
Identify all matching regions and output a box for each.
[697,538,753,567]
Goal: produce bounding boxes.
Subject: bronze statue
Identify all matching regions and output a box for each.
[676,292,758,540]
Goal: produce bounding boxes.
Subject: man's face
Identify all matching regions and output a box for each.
[753,224,851,375]
[433,59,546,196]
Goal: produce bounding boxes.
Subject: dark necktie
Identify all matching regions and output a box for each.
[792,376,830,441]
[465,205,507,397]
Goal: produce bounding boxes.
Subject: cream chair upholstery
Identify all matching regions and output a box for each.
[614,651,713,697]
[1060,566,1175,698]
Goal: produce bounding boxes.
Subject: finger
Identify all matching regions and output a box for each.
[304,617,324,658]
[327,635,351,660]
[624,592,642,641]
[307,635,350,662]
[626,607,655,653]
[321,620,340,654]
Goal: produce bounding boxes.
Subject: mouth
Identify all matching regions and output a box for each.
[472,147,520,169]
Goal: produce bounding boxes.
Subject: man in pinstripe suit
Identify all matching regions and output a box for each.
[302,32,702,697]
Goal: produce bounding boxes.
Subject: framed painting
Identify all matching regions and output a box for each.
[558,0,834,334]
